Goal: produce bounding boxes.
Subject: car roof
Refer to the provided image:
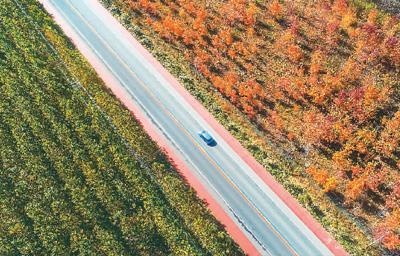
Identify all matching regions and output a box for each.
[200,130,212,140]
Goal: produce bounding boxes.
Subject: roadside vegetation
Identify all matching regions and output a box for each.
[372,0,400,14]
[0,0,244,255]
[101,0,400,254]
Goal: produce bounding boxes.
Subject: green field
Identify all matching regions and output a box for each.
[0,0,243,255]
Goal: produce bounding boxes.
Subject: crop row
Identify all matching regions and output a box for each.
[0,0,243,255]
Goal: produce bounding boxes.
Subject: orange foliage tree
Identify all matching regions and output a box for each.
[307,167,337,192]
[269,0,283,19]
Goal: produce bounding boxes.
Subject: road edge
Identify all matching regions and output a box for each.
[39,0,259,255]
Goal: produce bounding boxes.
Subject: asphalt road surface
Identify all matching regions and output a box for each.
[42,0,335,255]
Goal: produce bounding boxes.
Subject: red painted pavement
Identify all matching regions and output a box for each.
[42,0,348,255]
[40,1,259,255]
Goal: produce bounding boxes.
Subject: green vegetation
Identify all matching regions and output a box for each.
[0,0,244,255]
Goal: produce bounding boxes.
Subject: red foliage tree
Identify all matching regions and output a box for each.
[374,209,400,250]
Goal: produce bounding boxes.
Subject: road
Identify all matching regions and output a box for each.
[41,0,337,255]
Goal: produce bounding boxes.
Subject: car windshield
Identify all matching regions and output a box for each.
[202,132,212,140]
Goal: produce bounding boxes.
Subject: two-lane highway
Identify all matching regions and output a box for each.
[41,0,337,255]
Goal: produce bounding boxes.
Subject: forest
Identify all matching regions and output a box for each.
[101,0,400,254]
[0,0,244,255]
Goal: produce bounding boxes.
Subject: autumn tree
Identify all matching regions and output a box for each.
[374,209,400,250]
[245,2,255,23]
[269,0,283,19]
[287,44,304,62]
[345,175,367,202]
[307,167,337,192]
[378,111,400,158]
